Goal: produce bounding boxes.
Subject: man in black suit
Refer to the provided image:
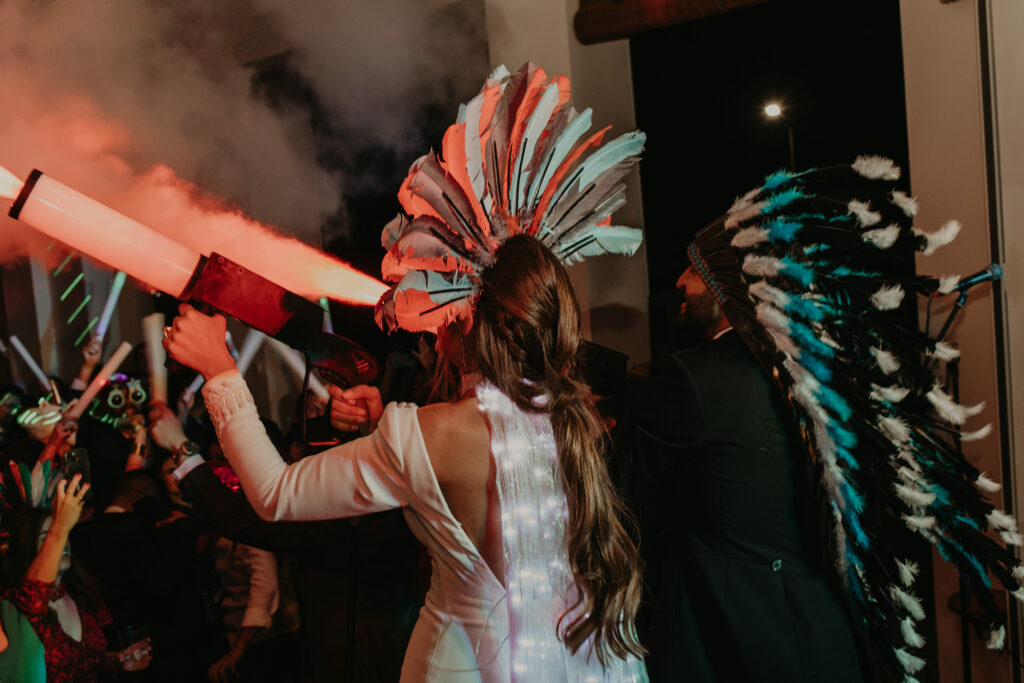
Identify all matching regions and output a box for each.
[150,406,425,683]
[632,266,865,683]
[71,470,215,682]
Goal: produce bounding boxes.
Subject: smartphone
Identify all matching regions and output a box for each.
[62,447,93,500]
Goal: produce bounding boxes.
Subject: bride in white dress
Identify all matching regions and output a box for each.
[164,64,649,682]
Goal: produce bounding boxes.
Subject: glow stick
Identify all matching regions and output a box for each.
[8,335,50,391]
[320,297,334,334]
[142,313,168,403]
[268,338,329,400]
[186,374,205,397]
[96,271,127,339]
[7,169,201,297]
[236,330,266,377]
[49,379,64,407]
[225,330,240,362]
[65,341,133,419]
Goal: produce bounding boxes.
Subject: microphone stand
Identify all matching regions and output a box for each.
[937,289,970,342]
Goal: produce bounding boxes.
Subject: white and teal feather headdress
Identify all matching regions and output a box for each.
[375,63,645,333]
[689,157,1015,682]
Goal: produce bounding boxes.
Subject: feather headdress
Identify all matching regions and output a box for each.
[690,157,1014,682]
[375,63,645,333]
[0,457,58,524]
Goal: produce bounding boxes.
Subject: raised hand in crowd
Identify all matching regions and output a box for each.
[147,401,188,454]
[122,413,148,471]
[39,417,76,464]
[25,474,89,584]
[73,333,102,389]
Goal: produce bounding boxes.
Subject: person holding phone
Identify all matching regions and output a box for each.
[1,465,153,682]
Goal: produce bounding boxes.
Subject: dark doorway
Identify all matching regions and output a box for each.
[631,0,910,357]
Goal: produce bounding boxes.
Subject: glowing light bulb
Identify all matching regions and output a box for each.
[1,164,24,201]
[764,103,782,118]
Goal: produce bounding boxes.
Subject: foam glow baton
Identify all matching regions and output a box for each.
[65,341,133,420]
[96,271,128,339]
[6,169,201,297]
[142,313,168,403]
[185,374,205,398]
[320,297,334,334]
[236,329,267,377]
[225,331,240,362]
[8,335,51,392]
[268,338,329,400]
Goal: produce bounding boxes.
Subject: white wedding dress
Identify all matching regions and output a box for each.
[203,370,647,682]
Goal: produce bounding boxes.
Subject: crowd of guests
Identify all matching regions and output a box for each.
[0,290,867,683]
[0,329,436,682]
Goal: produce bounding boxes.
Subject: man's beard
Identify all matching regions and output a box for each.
[674,288,723,346]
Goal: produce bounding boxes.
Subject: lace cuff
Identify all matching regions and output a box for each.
[202,370,257,440]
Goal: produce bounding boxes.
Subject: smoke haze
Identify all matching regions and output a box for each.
[0,0,488,268]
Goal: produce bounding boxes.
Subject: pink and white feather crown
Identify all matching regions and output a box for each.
[375,63,646,333]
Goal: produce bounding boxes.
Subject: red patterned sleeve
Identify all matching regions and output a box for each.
[12,578,61,620]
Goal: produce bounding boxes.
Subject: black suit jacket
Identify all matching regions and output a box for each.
[178,462,425,683]
[71,500,215,682]
[632,331,864,683]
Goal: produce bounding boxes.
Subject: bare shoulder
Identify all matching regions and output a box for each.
[416,398,491,484]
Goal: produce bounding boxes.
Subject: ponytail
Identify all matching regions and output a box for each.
[470,235,645,663]
[551,375,645,663]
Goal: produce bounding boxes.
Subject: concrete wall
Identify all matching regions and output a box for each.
[989,0,1024,570]
[482,0,651,365]
[900,0,1020,680]
[989,0,1024,671]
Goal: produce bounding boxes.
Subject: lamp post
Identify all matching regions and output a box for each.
[764,102,796,170]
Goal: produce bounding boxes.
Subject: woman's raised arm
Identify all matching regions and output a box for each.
[165,305,417,522]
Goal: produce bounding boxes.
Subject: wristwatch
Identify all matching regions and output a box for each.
[172,440,201,466]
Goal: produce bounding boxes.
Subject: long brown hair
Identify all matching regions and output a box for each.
[468,234,644,664]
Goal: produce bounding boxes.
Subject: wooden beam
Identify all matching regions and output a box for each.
[574,0,768,44]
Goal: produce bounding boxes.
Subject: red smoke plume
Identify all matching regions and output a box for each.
[2,100,385,306]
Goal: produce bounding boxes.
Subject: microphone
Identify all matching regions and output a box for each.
[953,264,1003,292]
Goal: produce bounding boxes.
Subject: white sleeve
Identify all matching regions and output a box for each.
[239,544,279,629]
[202,370,418,522]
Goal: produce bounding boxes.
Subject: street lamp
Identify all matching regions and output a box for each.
[764,101,795,169]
